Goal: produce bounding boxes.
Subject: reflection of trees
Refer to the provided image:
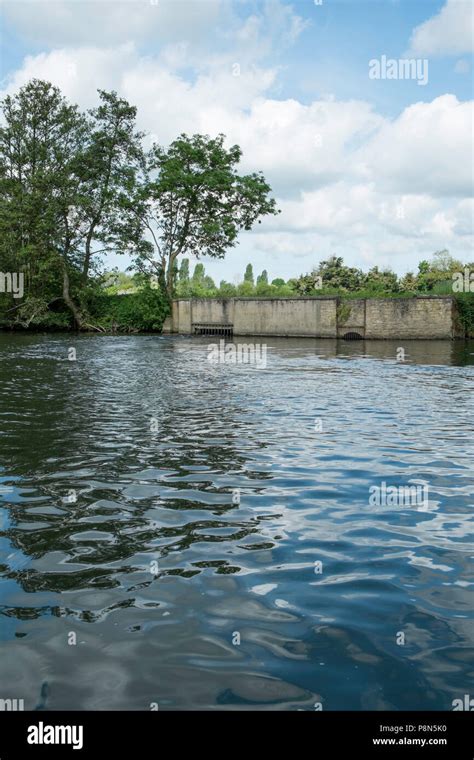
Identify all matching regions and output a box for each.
[3,498,279,595]
[257,336,471,366]
[0,335,280,598]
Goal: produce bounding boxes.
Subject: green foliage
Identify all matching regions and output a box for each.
[255,281,275,296]
[237,280,255,296]
[218,280,237,297]
[291,269,323,295]
[415,251,463,293]
[293,256,365,295]
[0,79,145,329]
[179,258,190,284]
[0,294,73,330]
[336,302,352,325]
[103,270,137,294]
[244,263,254,285]
[192,263,205,287]
[175,258,191,297]
[90,285,169,332]
[363,266,399,294]
[126,133,279,296]
[399,272,418,292]
[317,256,364,291]
[274,283,295,296]
[455,293,474,337]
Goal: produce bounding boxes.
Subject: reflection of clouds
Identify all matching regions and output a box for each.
[406,554,452,572]
[210,597,297,623]
[251,583,277,595]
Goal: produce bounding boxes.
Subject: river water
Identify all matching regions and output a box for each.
[0,334,472,710]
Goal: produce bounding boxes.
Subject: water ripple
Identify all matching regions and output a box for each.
[0,334,472,709]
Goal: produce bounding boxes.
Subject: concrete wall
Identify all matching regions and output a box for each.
[233,298,336,337]
[364,298,456,339]
[168,296,461,340]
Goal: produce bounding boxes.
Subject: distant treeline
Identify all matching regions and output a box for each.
[102,251,474,335]
[107,250,473,300]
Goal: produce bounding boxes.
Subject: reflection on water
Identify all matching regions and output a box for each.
[0,334,473,710]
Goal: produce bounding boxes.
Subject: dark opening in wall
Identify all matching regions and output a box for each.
[342,331,364,341]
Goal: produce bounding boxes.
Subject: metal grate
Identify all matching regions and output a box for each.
[193,323,234,337]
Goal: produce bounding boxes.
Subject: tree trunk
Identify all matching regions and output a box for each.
[82,221,97,284]
[165,264,174,300]
[62,265,84,329]
[165,255,178,332]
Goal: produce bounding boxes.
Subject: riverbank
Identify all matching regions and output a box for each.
[1,292,472,338]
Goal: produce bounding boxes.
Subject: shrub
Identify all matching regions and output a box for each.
[455,293,474,337]
[90,286,170,332]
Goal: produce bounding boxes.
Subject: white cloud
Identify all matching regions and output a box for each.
[2,0,227,48]
[359,95,473,198]
[408,0,474,57]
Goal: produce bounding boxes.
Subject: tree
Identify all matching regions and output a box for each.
[256,269,268,286]
[203,274,216,292]
[79,89,145,286]
[237,280,254,296]
[179,258,190,284]
[218,280,237,296]
[316,256,363,291]
[292,268,324,294]
[244,263,255,285]
[126,133,279,299]
[192,263,205,287]
[400,272,418,292]
[175,257,191,297]
[431,249,462,272]
[0,80,86,325]
[417,251,463,292]
[0,80,144,328]
[364,266,399,293]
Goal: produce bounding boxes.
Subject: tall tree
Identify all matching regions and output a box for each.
[244,263,254,285]
[0,80,86,324]
[79,90,145,286]
[192,263,205,287]
[126,133,279,299]
[179,257,190,284]
[0,80,144,328]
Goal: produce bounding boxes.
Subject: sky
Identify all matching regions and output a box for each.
[0,0,473,284]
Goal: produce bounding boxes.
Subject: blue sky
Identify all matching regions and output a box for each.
[1,0,473,282]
